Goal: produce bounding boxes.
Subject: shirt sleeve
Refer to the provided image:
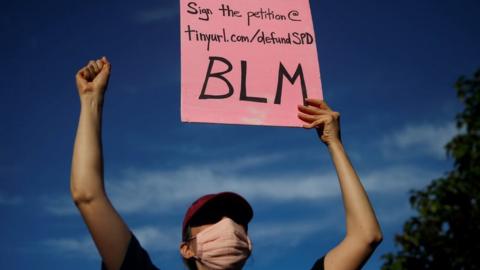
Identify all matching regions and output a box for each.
[101,233,159,270]
[310,256,325,270]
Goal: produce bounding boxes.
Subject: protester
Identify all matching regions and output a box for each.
[71,57,382,270]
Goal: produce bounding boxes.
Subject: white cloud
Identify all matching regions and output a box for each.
[131,220,336,254]
[135,220,334,251]
[207,153,287,172]
[360,165,438,193]
[44,167,340,216]
[45,151,437,216]
[251,218,336,248]
[43,225,178,258]
[42,219,334,260]
[382,122,458,159]
[44,236,97,259]
[41,150,439,266]
[133,226,180,252]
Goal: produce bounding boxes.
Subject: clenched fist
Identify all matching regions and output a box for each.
[75,57,111,103]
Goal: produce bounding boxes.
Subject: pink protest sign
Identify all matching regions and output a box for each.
[180,0,323,127]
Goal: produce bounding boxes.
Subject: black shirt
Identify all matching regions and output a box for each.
[310,257,325,270]
[102,233,324,270]
[101,234,159,270]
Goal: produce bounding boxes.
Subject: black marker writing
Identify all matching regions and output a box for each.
[184,25,314,50]
[247,8,302,26]
[187,1,213,21]
[218,4,242,18]
[184,25,228,51]
[199,56,308,105]
[275,63,308,105]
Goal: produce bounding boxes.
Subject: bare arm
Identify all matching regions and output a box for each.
[298,99,383,270]
[71,57,131,270]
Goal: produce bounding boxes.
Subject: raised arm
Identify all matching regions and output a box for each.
[71,57,131,270]
[298,99,383,270]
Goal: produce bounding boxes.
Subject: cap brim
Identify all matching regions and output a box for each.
[183,192,253,238]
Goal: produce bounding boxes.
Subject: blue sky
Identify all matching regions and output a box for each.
[1,0,479,269]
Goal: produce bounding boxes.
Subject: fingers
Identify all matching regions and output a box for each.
[298,99,338,120]
[298,101,339,129]
[96,59,104,70]
[95,57,111,82]
[98,56,111,74]
[304,98,332,111]
[78,61,97,82]
[87,60,98,74]
[298,109,332,124]
[301,115,331,129]
[297,112,315,122]
[77,57,109,82]
[297,104,330,115]
[77,66,92,81]
[101,56,109,65]
[304,119,324,129]
[297,103,339,118]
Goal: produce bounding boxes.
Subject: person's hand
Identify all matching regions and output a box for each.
[75,57,111,103]
[297,99,341,146]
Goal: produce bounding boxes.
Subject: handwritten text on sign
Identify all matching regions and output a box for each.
[180,0,323,127]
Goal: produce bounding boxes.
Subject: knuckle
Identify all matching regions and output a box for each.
[79,84,89,92]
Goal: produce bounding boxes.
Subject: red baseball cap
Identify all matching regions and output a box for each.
[182,192,253,240]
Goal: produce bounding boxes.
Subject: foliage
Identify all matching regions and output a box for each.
[381,69,480,270]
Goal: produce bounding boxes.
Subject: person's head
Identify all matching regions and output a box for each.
[179,192,254,270]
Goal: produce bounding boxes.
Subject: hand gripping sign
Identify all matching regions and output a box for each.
[180,0,323,127]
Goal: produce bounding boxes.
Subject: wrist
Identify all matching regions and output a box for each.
[327,140,344,152]
[79,96,104,119]
[80,95,104,109]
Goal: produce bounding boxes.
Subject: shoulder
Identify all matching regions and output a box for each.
[102,233,160,270]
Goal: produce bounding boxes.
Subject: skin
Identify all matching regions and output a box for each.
[71,57,130,270]
[298,100,383,269]
[71,58,382,270]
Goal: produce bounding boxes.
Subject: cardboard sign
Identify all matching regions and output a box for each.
[180,0,323,127]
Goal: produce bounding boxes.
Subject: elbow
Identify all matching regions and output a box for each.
[365,229,383,248]
[70,174,105,207]
[369,231,383,246]
[70,186,101,207]
[349,228,383,249]
[71,190,95,206]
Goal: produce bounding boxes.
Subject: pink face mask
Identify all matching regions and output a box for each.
[191,217,252,270]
